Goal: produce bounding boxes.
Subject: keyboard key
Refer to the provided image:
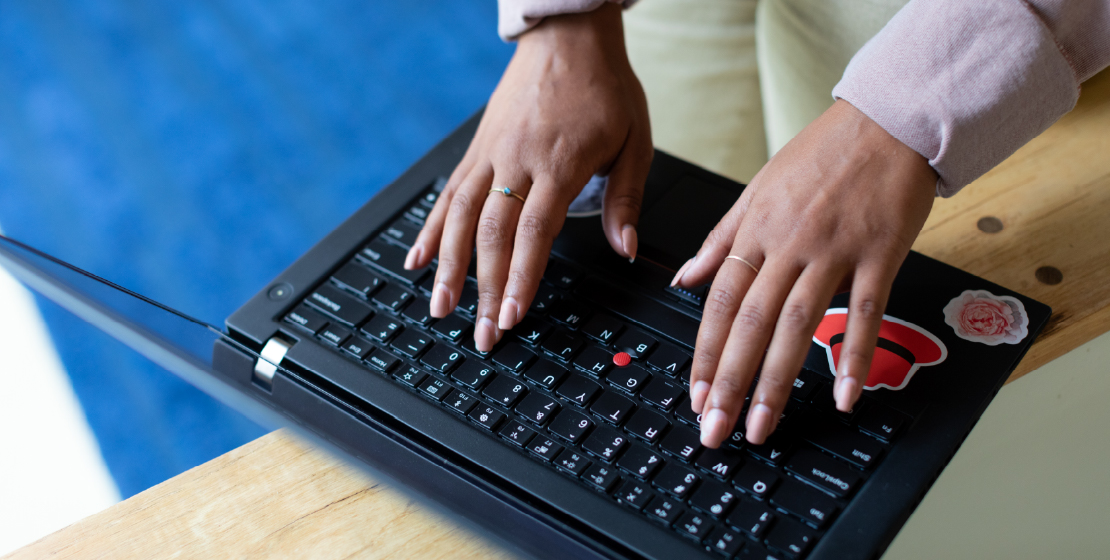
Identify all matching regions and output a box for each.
[549,299,590,328]
[405,204,430,223]
[646,343,691,376]
[689,479,739,518]
[765,517,815,558]
[530,284,560,315]
[361,314,402,343]
[417,377,450,401]
[366,349,400,372]
[770,478,838,528]
[616,444,664,479]
[483,375,528,408]
[540,331,584,362]
[499,420,536,447]
[812,383,861,422]
[445,390,477,414]
[660,425,703,461]
[420,344,464,373]
[623,408,669,443]
[785,447,862,498]
[555,374,602,407]
[696,447,743,480]
[706,527,744,557]
[732,461,780,499]
[527,438,563,462]
[617,480,655,511]
[747,432,795,466]
[522,359,567,390]
[394,366,427,388]
[582,425,628,462]
[360,238,428,285]
[607,365,650,394]
[645,496,684,525]
[451,360,494,391]
[675,511,714,541]
[513,315,550,345]
[515,393,560,425]
[572,346,613,376]
[382,218,421,248]
[319,323,352,347]
[614,328,657,359]
[401,297,434,326]
[341,335,375,359]
[455,284,479,316]
[576,277,699,349]
[418,273,435,297]
[469,405,506,431]
[459,335,493,359]
[581,314,625,345]
[391,330,432,359]
[582,464,621,493]
[431,313,471,343]
[791,369,823,402]
[372,285,414,313]
[543,260,581,289]
[725,500,774,538]
[554,449,592,476]
[492,341,536,372]
[639,376,684,411]
[653,462,700,499]
[331,262,385,297]
[308,285,374,327]
[724,428,747,450]
[548,409,593,443]
[675,398,702,427]
[735,545,782,560]
[590,390,636,425]
[856,402,909,443]
[805,421,883,469]
[285,304,329,334]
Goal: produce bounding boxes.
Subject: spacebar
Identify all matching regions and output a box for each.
[575,277,699,349]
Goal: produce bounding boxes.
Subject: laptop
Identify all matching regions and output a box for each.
[0,110,1050,560]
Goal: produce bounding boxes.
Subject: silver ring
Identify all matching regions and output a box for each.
[726,255,760,274]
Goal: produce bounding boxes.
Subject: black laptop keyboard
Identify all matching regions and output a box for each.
[282,184,912,560]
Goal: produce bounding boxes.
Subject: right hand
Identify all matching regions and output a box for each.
[404,4,652,352]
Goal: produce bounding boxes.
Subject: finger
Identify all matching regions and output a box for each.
[700,258,800,447]
[671,186,755,288]
[429,163,493,319]
[688,243,765,415]
[499,178,570,331]
[723,263,842,448]
[833,266,896,412]
[406,149,478,271]
[472,172,530,352]
[601,127,652,261]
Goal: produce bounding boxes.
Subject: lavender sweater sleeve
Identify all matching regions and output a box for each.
[833,0,1110,197]
[498,0,633,40]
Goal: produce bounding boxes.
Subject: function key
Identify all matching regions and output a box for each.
[455,284,479,316]
[394,366,428,388]
[659,425,703,462]
[451,360,494,391]
[483,375,528,408]
[341,335,375,360]
[582,464,621,493]
[770,478,838,528]
[492,341,537,373]
[540,331,584,362]
[616,444,664,480]
[318,324,352,347]
[515,392,560,425]
[498,420,536,447]
[582,425,628,463]
[308,285,373,327]
[547,409,593,443]
[381,218,421,248]
[674,511,714,542]
[445,390,478,414]
[417,377,450,401]
[331,261,385,298]
[639,376,684,411]
[790,368,823,402]
[616,480,655,511]
[391,330,433,359]
[420,344,464,374]
[706,527,744,557]
[614,329,658,359]
[732,461,779,499]
[607,365,650,394]
[543,260,582,289]
[646,343,691,376]
[366,349,400,373]
[785,447,861,498]
[529,284,560,315]
[526,437,563,462]
[555,374,602,407]
[689,479,739,518]
[856,402,909,443]
[522,359,567,390]
[468,405,506,431]
[513,315,551,345]
[372,285,414,313]
[765,517,816,558]
[581,314,625,345]
[695,447,743,480]
[590,390,636,425]
[652,462,700,499]
[285,304,329,334]
[401,298,434,326]
[572,346,613,377]
[555,449,592,476]
[645,496,684,525]
[430,313,471,343]
[549,299,590,329]
[725,500,774,538]
[360,238,428,285]
[623,408,669,443]
[418,190,438,209]
[361,314,403,343]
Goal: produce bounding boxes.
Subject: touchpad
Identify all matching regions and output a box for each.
[639,176,741,268]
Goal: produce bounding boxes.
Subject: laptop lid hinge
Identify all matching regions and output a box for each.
[253,337,292,390]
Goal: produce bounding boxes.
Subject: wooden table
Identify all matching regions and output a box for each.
[8,71,1109,560]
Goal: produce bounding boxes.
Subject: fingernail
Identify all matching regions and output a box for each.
[404,244,423,270]
[430,283,452,318]
[621,225,638,263]
[835,376,858,412]
[690,380,711,414]
[745,404,773,445]
[475,317,500,353]
[700,408,729,447]
[670,257,695,287]
[498,297,520,330]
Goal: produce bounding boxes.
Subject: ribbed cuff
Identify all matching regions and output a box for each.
[498,0,635,42]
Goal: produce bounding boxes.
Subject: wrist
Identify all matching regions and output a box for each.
[517,3,627,66]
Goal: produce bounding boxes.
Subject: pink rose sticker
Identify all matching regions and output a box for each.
[942,290,1029,346]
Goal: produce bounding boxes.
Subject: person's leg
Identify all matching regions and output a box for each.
[757,0,908,155]
[623,0,766,183]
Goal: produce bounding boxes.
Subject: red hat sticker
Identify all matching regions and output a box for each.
[813,309,948,391]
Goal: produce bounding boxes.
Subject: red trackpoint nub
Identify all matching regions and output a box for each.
[613,352,632,367]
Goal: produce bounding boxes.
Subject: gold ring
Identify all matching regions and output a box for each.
[489,186,527,204]
[726,255,760,274]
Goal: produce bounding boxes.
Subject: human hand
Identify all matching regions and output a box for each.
[672,100,937,448]
[404,3,652,352]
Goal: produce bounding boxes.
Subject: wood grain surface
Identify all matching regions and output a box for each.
[9,71,1109,560]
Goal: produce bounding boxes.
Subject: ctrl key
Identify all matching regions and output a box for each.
[468,406,505,431]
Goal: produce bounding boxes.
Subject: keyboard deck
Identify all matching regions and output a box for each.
[280,183,911,560]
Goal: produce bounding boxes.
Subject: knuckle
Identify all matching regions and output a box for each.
[853,297,882,321]
[449,191,477,218]
[733,304,769,332]
[779,302,813,331]
[608,192,642,214]
[707,287,741,312]
[844,344,875,365]
[476,215,510,247]
[517,212,554,241]
[711,374,749,401]
[757,374,793,398]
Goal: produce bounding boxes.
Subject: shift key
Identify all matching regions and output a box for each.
[360,238,428,285]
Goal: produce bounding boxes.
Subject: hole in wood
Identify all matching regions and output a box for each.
[1035,266,1063,285]
[977,216,1003,233]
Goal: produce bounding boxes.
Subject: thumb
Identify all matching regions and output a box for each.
[602,128,653,261]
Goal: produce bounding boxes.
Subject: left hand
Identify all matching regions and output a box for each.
[672,99,938,448]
